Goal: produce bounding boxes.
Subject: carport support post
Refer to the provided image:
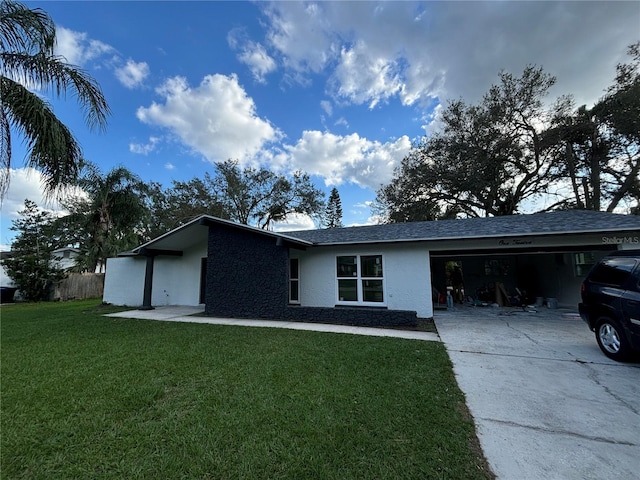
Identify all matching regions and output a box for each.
[140,254,155,310]
[136,247,182,310]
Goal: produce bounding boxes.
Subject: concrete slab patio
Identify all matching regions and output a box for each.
[435,306,640,480]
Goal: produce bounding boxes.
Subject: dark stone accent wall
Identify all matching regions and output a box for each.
[204,224,417,327]
[283,306,417,327]
[205,224,289,318]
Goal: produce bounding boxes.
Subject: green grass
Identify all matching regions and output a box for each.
[1,300,493,479]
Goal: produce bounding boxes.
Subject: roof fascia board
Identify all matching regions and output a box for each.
[197,215,313,247]
[124,215,313,256]
[138,247,183,257]
[305,227,640,247]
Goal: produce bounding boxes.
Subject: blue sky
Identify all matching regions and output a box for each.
[1,1,639,249]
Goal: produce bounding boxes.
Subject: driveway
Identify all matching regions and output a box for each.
[435,307,640,480]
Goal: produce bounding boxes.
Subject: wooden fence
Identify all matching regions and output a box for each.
[54,273,105,301]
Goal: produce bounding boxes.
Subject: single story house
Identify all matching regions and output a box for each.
[103,210,640,327]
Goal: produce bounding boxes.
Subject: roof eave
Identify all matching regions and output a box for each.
[305,226,640,246]
[197,216,313,247]
[119,215,313,256]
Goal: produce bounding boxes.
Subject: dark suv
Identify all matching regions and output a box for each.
[579,250,640,361]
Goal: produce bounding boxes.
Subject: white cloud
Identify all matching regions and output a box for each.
[261,2,440,106]
[1,168,50,216]
[260,1,640,110]
[115,59,150,89]
[55,27,115,66]
[320,100,332,116]
[164,162,175,171]
[263,2,337,74]
[347,215,381,228]
[136,74,281,165]
[228,28,276,83]
[272,212,316,232]
[345,202,382,227]
[0,168,67,247]
[334,117,348,128]
[353,200,373,210]
[237,42,277,83]
[56,27,152,93]
[129,136,160,155]
[331,41,403,108]
[281,131,411,190]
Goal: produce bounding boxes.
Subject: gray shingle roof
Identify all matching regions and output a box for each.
[286,211,640,245]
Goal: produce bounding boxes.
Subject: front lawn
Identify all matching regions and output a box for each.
[1,300,493,479]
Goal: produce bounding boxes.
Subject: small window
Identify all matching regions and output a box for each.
[336,254,384,305]
[289,258,300,304]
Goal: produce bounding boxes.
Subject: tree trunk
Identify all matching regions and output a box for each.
[589,127,602,211]
[565,141,585,209]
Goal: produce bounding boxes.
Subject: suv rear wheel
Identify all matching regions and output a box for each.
[595,317,630,361]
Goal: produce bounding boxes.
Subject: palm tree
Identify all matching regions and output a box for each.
[0,0,110,198]
[55,164,148,273]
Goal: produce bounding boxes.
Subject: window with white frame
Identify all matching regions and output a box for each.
[336,254,384,305]
[289,258,300,304]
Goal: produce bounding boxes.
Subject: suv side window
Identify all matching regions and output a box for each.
[588,258,637,287]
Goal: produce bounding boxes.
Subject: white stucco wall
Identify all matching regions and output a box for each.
[0,263,15,287]
[149,244,207,306]
[103,243,207,307]
[294,243,433,318]
[103,257,146,306]
[52,248,80,271]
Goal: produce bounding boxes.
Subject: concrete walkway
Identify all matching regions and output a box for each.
[104,306,441,342]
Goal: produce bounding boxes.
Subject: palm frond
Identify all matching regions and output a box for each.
[0,104,10,198]
[0,52,110,131]
[0,1,55,55]
[1,75,82,197]
[0,1,111,198]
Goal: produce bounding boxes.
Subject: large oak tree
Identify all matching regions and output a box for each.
[547,42,639,213]
[211,160,324,229]
[379,66,559,220]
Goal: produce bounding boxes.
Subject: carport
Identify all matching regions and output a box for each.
[430,245,614,310]
[418,212,640,315]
